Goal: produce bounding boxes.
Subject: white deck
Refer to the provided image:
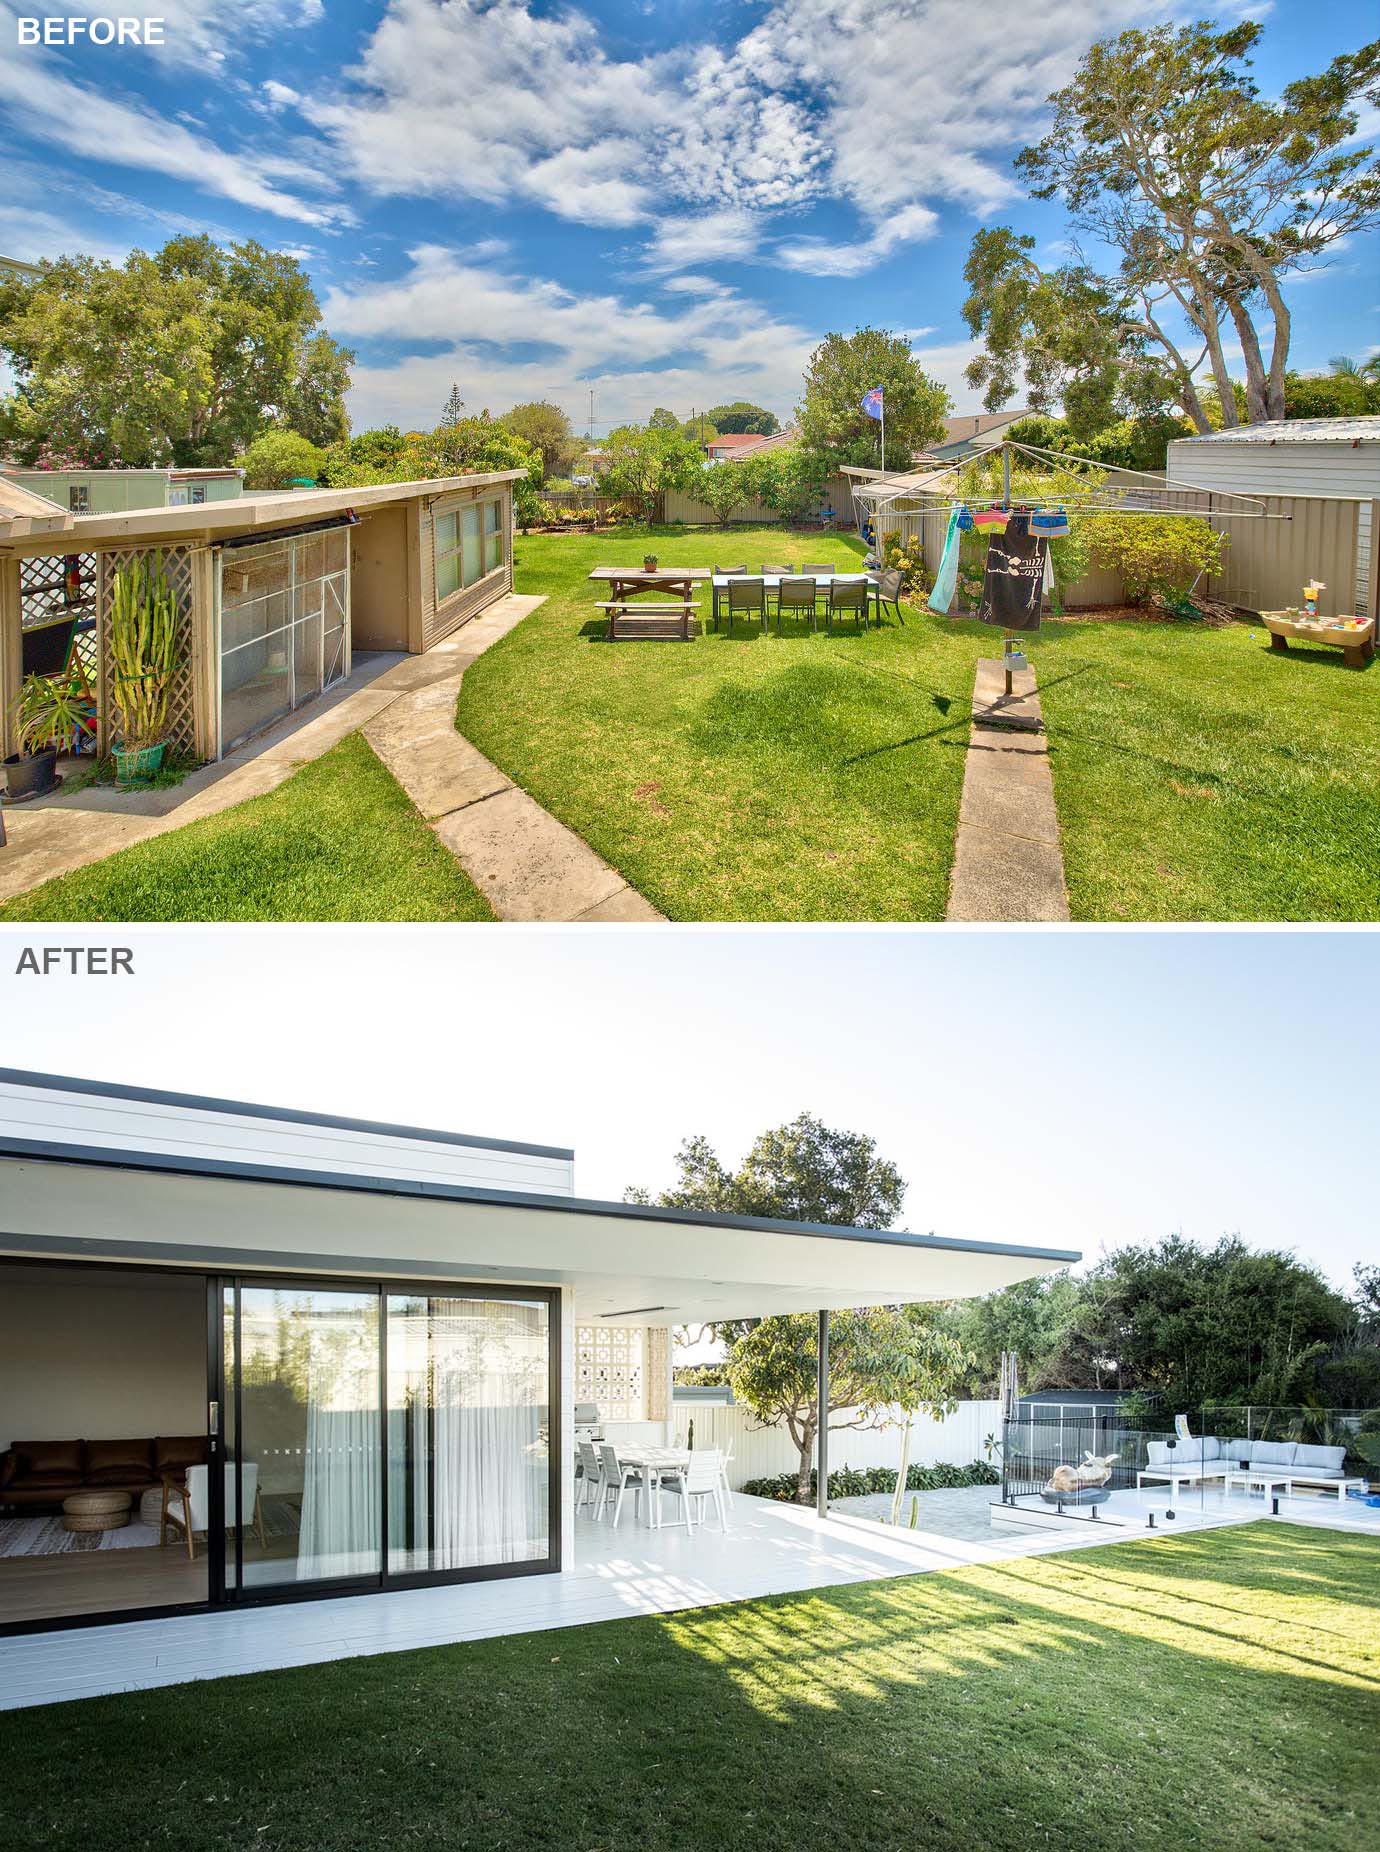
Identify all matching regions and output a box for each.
[3,1487,1374,1712]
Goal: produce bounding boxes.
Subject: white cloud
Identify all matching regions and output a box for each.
[307,0,1168,269]
[0,2,341,226]
[262,81,303,111]
[0,204,130,267]
[777,203,941,275]
[144,0,324,69]
[322,245,814,430]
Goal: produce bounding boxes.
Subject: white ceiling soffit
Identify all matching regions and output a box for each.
[0,1157,1079,1325]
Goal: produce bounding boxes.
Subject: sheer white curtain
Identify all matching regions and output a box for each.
[432,1298,547,1569]
[298,1312,381,1581]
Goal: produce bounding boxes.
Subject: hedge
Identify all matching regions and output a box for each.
[741,1460,1000,1502]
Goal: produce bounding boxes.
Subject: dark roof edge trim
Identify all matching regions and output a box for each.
[0,1136,1082,1267]
[0,1068,574,1163]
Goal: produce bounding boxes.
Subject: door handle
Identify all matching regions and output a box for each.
[208,1399,221,1437]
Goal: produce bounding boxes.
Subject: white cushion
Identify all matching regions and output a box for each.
[1199,1437,1220,1461]
[1293,1445,1347,1471]
[1173,1448,1202,1467]
[1145,1441,1172,1467]
[1253,1440,1297,1466]
[1228,1439,1254,1463]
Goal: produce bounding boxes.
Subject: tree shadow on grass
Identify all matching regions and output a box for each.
[4,1528,1374,1852]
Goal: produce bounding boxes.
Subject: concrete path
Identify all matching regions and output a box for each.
[0,594,663,922]
[946,658,1071,922]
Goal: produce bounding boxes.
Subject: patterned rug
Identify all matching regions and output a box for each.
[0,1516,164,1557]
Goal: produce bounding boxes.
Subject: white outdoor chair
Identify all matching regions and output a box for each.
[597,1443,644,1526]
[658,1448,726,1532]
[718,1444,736,1506]
[161,1462,265,1559]
[576,1440,604,1516]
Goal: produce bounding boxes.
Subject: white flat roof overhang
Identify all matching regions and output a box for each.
[0,1150,1078,1323]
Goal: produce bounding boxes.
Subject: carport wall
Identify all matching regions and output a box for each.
[0,472,521,760]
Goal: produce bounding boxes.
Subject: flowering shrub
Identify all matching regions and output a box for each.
[741,1459,999,1502]
[880,532,929,594]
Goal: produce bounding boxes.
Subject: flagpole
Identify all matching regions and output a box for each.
[880,390,885,474]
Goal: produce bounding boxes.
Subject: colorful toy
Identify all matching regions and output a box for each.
[1302,580,1325,616]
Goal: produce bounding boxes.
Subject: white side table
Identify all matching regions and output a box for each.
[1223,1470,1289,1503]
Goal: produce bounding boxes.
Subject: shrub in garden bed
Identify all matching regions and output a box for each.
[741,1460,999,1502]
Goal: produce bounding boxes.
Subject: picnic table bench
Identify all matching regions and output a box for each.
[588,567,709,641]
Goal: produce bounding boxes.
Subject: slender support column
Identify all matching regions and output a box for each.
[816,1309,829,1519]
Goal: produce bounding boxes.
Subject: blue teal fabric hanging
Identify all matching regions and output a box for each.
[928,506,962,614]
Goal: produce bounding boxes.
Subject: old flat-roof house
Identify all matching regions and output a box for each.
[0,466,244,515]
[0,470,525,761]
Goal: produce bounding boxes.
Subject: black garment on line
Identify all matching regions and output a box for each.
[979,514,1046,631]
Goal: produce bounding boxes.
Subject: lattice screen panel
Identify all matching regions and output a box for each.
[97,546,198,755]
[574,1325,645,1421]
[19,550,97,633]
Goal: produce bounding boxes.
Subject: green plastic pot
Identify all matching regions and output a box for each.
[114,742,166,783]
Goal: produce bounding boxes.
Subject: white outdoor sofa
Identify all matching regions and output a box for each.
[1136,1435,1366,1502]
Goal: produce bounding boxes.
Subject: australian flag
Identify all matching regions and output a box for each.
[860,387,884,420]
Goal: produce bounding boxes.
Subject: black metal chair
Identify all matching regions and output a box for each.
[775,576,817,632]
[712,565,747,632]
[875,568,906,625]
[826,578,870,633]
[726,576,767,635]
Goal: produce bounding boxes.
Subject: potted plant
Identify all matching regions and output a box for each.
[2,672,86,800]
[109,553,180,782]
[643,551,658,571]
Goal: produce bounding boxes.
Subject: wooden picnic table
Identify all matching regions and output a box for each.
[588,567,710,641]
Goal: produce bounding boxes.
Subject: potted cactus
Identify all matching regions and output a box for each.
[109,553,180,782]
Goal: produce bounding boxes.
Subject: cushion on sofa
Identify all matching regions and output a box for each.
[1145,1441,1172,1466]
[1227,1439,1254,1464]
[84,1438,155,1482]
[1252,1440,1297,1466]
[1293,1444,1347,1472]
[154,1435,208,1475]
[12,1439,83,1477]
[1199,1437,1220,1461]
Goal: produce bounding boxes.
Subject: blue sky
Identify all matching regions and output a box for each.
[1,0,1377,434]
[1,927,1372,1292]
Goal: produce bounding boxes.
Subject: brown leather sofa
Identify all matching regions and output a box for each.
[0,1436,208,1511]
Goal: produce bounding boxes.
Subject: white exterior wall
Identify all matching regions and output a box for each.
[0,1077,574,1198]
[666,1399,1002,1490]
[1168,440,1379,616]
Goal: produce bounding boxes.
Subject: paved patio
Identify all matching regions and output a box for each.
[12,1481,1364,1713]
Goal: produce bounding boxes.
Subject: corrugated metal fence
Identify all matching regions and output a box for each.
[656,1397,1002,1490]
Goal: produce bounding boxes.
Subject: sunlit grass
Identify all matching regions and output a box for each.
[2,1524,1374,1851]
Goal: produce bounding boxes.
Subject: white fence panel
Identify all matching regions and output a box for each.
[667,1398,1001,1490]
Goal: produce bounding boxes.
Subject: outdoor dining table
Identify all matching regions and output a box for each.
[709,571,882,626]
[613,1445,691,1528]
[588,566,711,602]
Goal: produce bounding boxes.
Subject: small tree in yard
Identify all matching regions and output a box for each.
[692,459,758,525]
[602,425,703,524]
[1085,514,1227,605]
[727,1309,971,1505]
[237,429,325,490]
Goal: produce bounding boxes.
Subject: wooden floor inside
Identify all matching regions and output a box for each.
[0,1545,209,1624]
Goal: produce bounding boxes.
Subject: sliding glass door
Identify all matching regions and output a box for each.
[218,1279,555,1603]
[386,1294,550,1577]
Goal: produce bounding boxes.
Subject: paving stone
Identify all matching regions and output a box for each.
[433,788,631,922]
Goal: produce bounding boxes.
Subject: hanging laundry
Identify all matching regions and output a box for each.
[927,505,962,615]
[972,507,1009,532]
[1029,509,1070,540]
[956,504,975,532]
[979,523,1047,631]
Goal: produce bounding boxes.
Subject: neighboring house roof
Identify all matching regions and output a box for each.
[1171,417,1380,445]
[942,410,1028,445]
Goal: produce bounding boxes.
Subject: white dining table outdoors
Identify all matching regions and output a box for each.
[709,571,880,626]
[611,1446,690,1528]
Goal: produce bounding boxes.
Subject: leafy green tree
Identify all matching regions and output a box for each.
[797,327,949,470]
[237,430,325,490]
[690,459,758,524]
[728,1309,970,1503]
[967,23,1380,431]
[706,400,780,436]
[1005,412,1194,474]
[0,236,352,466]
[600,424,702,523]
[751,447,833,521]
[1282,371,1380,420]
[498,400,573,478]
[647,406,681,430]
[438,383,466,427]
[1083,512,1227,604]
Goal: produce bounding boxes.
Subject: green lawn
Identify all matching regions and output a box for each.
[2,1524,1374,1852]
[456,526,1380,921]
[0,733,494,923]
